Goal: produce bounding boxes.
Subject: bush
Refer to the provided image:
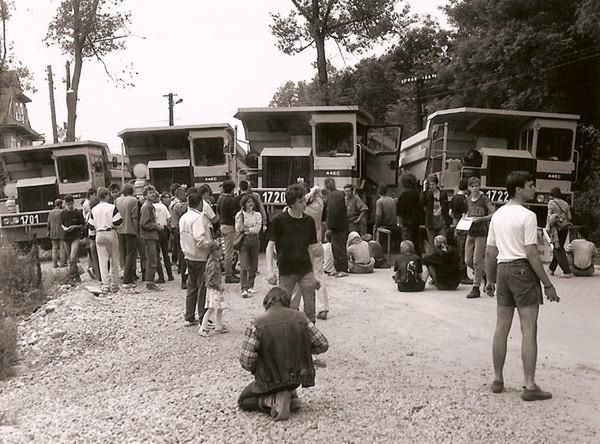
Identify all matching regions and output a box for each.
[0,245,47,378]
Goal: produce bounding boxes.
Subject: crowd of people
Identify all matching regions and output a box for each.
[43,170,597,419]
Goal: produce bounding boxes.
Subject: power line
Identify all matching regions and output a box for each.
[419,51,600,101]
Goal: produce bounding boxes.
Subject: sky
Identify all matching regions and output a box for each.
[10,0,446,153]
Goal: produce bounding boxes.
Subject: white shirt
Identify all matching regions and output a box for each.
[202,198,216,222]
[179,208,212,262]
[487,202,538,263]
[153,202,171,227]
[88,201,122,232]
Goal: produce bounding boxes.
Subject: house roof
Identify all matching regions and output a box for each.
[0,70,43,140]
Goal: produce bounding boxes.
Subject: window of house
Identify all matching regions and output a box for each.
[14,102,26,124]
[193,137,226,166]
[536,128,573,161]
[315,123,354,157]
[56,155,89,183]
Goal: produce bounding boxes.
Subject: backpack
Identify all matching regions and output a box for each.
[397,258,419,285]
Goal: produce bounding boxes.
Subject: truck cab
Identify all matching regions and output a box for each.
[234,106,401,210]
[119,124,237,194]
[400,108,579,211]
[0,141,117,245]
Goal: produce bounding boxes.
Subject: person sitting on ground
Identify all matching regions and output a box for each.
[238,287,329,421]
[422,235,462,290]
[565,228,598,276]
[362,233,387,268]
[322,231,335,275]
[393,240,425,292]
[346,231,375,273]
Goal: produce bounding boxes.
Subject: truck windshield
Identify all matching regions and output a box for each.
[536,128,572,161]
[316,123,353,157]
[56,155,89,183]
[193,137,225,166]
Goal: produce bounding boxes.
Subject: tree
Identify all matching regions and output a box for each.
[46,0,132,142]
[270,80,318,107]
[270,0,410,105]
[0,0,10,67]
[439,0,600,126]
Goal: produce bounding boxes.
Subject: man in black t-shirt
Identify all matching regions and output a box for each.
[61,194,85,283]
[266,184,321,323]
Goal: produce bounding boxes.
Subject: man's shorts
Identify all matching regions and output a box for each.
[496,259,543,307]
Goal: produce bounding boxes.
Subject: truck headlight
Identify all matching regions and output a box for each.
[536,194,545,203]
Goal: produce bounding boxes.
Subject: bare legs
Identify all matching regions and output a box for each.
[492,305,514,383]
[492,304,540,390]
[517,305,539,390]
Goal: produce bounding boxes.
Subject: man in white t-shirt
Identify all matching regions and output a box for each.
[485,171,560,402]
[154,192,173,282]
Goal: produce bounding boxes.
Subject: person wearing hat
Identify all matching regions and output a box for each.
[238,287,329,421]
[346,231,375,273]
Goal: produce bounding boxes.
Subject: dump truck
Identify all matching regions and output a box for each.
[0,141,131,246]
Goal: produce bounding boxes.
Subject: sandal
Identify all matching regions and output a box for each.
[215,326,229,334]
[198,328,211,337]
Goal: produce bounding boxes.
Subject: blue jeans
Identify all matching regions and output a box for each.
[279,272,317,323]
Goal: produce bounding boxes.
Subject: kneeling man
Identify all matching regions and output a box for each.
[238,287,329,421]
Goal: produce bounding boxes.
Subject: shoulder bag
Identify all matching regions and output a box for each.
[233,212,246,251]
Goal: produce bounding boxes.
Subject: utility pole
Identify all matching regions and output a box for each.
[163,92,182,126]
[400,74,437,132]
[46,65,59,143]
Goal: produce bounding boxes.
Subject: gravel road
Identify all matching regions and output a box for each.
[0,262,598,443]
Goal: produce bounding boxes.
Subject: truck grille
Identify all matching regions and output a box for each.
[486,157,536,187]
[262,157,311,188]
[18,184,58,213]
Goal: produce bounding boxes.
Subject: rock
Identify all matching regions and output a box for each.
[8,364,29,377]
[50,330,66,339]
[45,305,56,314]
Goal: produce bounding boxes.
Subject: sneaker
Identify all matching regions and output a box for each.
[156,278,166,284]
[110,286,120,293]
[247,288,258,294]
[491,380,504,394]
[184,320,198,327]
[207,320,215,330]
[559,274,571,279]
[214,326,229,334]
[290,390,301,412]
[241,290,249,298]
[100,285,111,294]
[317,311,328,321]
[271,390,291,421]
[466,287,481,299]
[168,276,174,281]
[225,275,240,284]
[146,283,162,291]
[181,280,187,290]
[334,271,349,278]
[87,268,97,280]
[521,385,552,401]
[199,327,211,338]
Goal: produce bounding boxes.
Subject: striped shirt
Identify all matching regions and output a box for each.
[88,201,122,234]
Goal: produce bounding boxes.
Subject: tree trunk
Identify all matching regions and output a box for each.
[314,33,329,105]
[66,53,82,142]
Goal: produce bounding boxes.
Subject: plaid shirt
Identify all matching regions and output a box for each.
[240,318,329,373]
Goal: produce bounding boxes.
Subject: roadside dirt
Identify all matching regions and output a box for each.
[0,261,598,443]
